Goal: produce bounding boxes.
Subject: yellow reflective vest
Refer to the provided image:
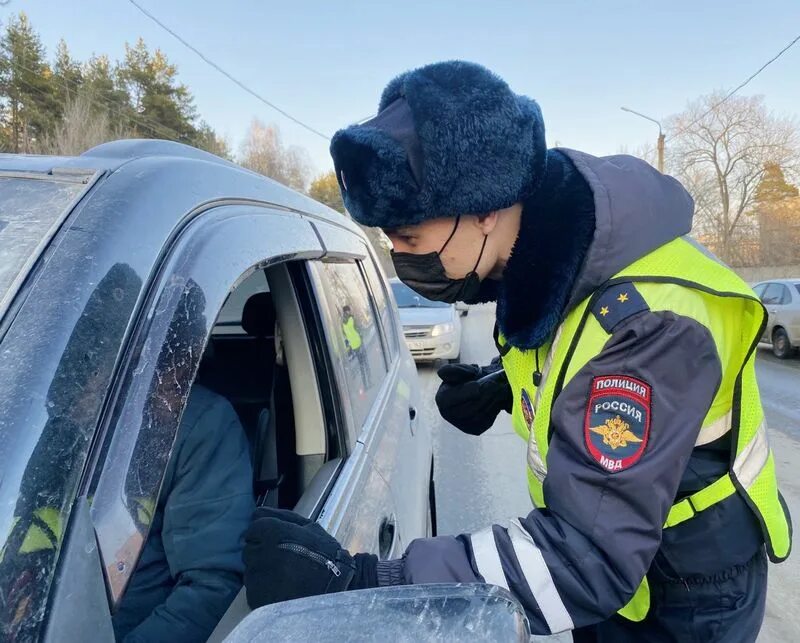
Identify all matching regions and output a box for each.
[500,237,791,621]
[343,316,363,351]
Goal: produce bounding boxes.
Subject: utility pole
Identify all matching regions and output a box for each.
[621,107,664,173]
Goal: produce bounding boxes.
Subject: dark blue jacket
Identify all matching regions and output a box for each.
[380,150,765,637]
[113,385,254,642]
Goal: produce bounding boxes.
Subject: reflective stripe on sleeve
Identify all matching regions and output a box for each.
[469,527,510,591]
[507,520,574,634]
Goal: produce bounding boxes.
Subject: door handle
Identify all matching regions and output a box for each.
[378,516,397,560]
[408,406,417,435]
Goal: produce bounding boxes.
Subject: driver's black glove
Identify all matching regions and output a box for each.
[243,508,382,609]
[435,358,512,436]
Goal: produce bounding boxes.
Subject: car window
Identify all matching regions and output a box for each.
[85,205,325,614]
[390,280,450,308]
[361,257,399,360]
[214,269,269,334]
[777,284,792,306]
[761,283,782,305]
[0,175,87,313]
[795,283,800,298]
[752,283,767,298]
[309,261,389,440]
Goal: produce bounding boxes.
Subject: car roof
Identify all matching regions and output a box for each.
[756,279,800,285]
[0,138,365,332]
[0,138,353,232]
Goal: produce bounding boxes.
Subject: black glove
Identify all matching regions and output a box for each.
[435,359,512,436]
[243,508,379,609]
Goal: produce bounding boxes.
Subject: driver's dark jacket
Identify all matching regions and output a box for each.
[113,385,254,642]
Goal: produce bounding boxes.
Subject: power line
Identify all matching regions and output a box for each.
[1,54,186,141]
[666,33,800,143]
[126,0,332,141]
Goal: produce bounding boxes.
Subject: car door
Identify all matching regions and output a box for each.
[790,283,800,343]
[775,282,800,344]
[752,283,769,341]
[43,204,324,641]
[308,218,427,556]
[360,255,433,541]
[760,282,783,337]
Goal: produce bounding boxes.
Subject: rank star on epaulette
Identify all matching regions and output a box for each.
[591,283,650,333]
[584,375,651,472]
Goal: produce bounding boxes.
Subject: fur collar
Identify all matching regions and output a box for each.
[495,149,596,349]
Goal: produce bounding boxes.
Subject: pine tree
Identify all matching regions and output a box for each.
[82,54,131,119]
[117,38,198,142]
[192,121,232,160]
[52,39,82,110]
[0,12,59,152]
[754,163,799,205]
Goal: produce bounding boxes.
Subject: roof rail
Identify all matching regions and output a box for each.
[81,138,237,168]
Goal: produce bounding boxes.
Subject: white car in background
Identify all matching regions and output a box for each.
[753,279,800,359]
[390,278,462,363]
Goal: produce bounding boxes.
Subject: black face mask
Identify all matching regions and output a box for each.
[391,217,488,305]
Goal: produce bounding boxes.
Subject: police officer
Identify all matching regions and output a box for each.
[243,61,791,641]
[341,304,370,391]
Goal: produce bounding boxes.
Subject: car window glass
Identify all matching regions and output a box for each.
[95,269,279,636]
[310,261,388,437]
[795,283,800,297]
[761,283,782,305]
[390,280,450,308]
[752,283,767,298]
[0,176,86,309]
[777,285,791,305]
[361,258,398,359]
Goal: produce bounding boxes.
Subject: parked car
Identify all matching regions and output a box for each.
[753,279,800,358]
[389,278,463,363]
[0,140,433,642]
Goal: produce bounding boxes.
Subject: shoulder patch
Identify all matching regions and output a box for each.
[591,282,649,333]
[584,375,651,473]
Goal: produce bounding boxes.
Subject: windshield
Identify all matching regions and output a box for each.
[390,281,450,308]
[0,176,86,314]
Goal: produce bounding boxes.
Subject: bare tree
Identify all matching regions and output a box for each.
[666,92,799,264]
[36,91,131,155]
[238,119,311,192]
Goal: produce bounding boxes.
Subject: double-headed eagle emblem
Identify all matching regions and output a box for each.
[589,415,642,450]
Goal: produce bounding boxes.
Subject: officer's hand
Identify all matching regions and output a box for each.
[243,510,378,609]
[435,361,512,436]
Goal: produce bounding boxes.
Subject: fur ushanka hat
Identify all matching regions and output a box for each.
[330,61,547,228]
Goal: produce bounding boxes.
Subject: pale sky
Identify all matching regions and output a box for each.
[12,0,800,177]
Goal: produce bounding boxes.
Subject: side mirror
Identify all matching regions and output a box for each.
[224,584,530,643]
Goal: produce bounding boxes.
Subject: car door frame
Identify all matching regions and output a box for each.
[208,221,421,643]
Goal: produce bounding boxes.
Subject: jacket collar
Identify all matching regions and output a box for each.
[495,149,596,350]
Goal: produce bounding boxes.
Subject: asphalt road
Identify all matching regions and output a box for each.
[418,305,799,642]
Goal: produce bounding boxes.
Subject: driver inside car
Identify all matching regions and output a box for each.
[112,383,254,643]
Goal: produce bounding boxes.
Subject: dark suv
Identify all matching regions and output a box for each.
[0,140,431,641]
